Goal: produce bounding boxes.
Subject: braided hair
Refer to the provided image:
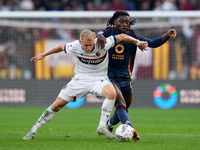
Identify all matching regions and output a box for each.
[106,10,136,29]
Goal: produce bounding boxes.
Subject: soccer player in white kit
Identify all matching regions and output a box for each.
[23,30,148,140]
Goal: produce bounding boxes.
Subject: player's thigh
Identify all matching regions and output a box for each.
[124,95,132,108]
[121,82,133,108]
[91,79,116,99]
[51,96,69,112]
[58,79,87,102]
[101,83,116,100]
[112,82,126,107]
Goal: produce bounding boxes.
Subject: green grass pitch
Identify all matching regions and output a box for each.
[0,107,199,150]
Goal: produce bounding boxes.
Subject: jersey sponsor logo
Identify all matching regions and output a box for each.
[112,54,124,60]
[77,53,107,65]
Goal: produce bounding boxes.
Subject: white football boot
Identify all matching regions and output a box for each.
[97,126,115,139]
[23,129,35,140]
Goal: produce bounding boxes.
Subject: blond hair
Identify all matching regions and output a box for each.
[80,29,96,41]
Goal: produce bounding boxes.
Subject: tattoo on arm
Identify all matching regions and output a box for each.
[126,36,137,44]
[116,34,137,44]
[126,37,131,43]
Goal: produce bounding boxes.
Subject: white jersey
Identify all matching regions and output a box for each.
[64,36,116,79]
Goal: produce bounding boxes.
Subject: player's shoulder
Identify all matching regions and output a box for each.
[105,27,113,30]
[103,27,114,35]
[65,40,81,53]
[127,29,136,35]
[71,40,80,46]
[102,27,112,31]
[69,40,80,48]
[127,29,140,38]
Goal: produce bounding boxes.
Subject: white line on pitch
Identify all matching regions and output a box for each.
[146,133,200,136]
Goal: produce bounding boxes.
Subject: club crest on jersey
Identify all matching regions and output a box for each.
[115,44,124,54]
[77,53,107,65]
[96,51,101,57]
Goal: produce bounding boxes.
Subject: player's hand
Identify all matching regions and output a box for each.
[96,34,106,49]
[30,53,45,62]
[138,41,148,52]
[168,29,176,38]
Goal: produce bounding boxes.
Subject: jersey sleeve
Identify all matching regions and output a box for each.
[104,36,116,51]
[134,31,163,48]
[64,41,76,54]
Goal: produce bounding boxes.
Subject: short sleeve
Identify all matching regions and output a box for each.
[104,36,116,51]
[64,43,73,54]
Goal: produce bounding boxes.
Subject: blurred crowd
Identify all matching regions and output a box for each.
[0,0,199,11]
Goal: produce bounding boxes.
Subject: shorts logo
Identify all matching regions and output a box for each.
[115,44,124,54]
[62,85,67,89]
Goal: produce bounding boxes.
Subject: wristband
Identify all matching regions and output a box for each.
[136,40,141,46]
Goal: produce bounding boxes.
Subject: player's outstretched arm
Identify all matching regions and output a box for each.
[115,34,148,51]
[30,44,65,62]
[161,29,177,42]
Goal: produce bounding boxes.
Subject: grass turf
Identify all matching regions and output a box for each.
[0,108,199,150]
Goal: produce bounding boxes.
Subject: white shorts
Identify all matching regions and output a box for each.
[58,78,112,102]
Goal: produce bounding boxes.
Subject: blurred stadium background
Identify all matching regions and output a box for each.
[0,0,200,109]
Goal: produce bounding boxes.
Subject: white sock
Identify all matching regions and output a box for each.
[107,119,113,128]
[31,106,56,133]
[98,98,115,128]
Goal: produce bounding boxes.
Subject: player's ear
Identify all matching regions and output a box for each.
[79,40,82,44]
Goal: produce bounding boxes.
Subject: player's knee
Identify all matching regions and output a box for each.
[116,104,127,112]
[115,101,127,108]
[51,104,61,112]
[107,89,116,100]
[51,97,68,112]
[126,103,131,108]
[102,84,116,100]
